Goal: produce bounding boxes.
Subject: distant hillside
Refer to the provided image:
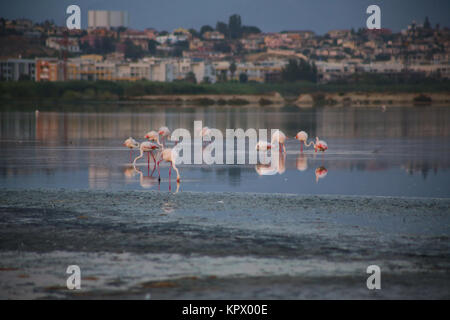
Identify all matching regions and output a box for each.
[0,35,58,59]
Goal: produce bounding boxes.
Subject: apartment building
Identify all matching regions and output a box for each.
[35,58,63,81]
[0,58,35,81]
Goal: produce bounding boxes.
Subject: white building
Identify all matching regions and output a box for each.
[46,37,80,53]
[0,59,35,81]
[88,10,129,29]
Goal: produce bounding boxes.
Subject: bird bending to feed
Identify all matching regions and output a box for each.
[313,137,328,153]
[144,131,163,147]
[157,148,180,183]
[271,130,287,153]
[158,126,171,146]
[133,141,161,173]
[295,131,314,152]
[123,137,139,163]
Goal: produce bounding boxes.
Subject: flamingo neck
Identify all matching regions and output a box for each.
[304,140,314,147]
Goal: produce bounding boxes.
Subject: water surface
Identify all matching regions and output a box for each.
[1,104,449,197]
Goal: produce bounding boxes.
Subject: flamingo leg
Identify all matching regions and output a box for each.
[157,160,162,182]
[130,149,132,163]
[300,143,303,153]
[150,152,156,176]
[169,162,172,180]
[283,143,286,154]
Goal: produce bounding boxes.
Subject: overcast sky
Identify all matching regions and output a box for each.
[1,0,449,34]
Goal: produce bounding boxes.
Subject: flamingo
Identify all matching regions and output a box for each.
[195,126,212,140]
[157,148,180,183]
[295,131,314,152]
[123,137,139,163]
[255,141,273,151]
[144,131,164,167]
[158,126,171,146]
[197,126,213,150]
[313,137,328,154]
[145,130,162,146]
[255,140,273,162]
[133,141,161,174]
[271,130,287,153]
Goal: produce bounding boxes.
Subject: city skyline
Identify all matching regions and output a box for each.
[1,0,449,34]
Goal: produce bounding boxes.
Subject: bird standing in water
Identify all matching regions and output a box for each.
[133,141,161,174]
[157,148,181,183]
[123,137,139,163]
[313,137,328,153]
[158,126,171,146]
[271,130,287,153]
[295,131,314,152]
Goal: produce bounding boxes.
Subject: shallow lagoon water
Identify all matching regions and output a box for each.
[0,103,449,299]
[1,104,450,197]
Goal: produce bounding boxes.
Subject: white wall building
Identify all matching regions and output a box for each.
[88,10,129,29]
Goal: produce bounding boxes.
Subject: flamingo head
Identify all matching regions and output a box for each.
[296,131,307,142]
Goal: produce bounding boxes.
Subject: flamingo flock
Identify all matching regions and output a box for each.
[256,130,328,155]
[124,126,180,184]
[125,126,329,185]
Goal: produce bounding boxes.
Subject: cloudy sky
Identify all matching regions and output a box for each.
[1,0,448,34]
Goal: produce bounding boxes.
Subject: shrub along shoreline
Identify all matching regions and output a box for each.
[0,79,449,106]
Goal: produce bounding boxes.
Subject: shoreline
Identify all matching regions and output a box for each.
[0,188,449,299]
[1,91,449,107]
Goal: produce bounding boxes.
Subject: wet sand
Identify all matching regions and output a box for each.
[0,188,449,299]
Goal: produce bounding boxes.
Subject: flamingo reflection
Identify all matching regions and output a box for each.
[255,151,286,175]
[315,166,328,183]
[296,153,308,171]
[133,165,159,189]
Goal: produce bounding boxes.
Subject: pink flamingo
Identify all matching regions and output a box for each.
[157,148,180,183]
[158,126,171,146]
[295,131,314,152]
[144,131,164,168]
[271,130,287,153]
[133,141,161,175]
[145,130,161,145]
[123,137,139,163]
[255,140,273,163]
[313,137,328,154]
